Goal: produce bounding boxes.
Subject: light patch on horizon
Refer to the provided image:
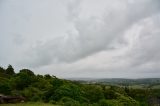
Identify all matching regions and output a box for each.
[0,0,160,78]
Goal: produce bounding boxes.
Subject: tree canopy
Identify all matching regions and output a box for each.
[0,65,160,106]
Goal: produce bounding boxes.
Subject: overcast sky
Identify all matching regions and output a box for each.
[0,0,160,78]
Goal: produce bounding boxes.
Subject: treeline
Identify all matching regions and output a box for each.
[0,65,160,106]
[92,78,160,86]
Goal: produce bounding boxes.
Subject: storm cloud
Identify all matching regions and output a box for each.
[0,0,160,78]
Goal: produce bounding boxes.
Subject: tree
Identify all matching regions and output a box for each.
[0,82,11,95]
[53,83,82,101]
[5,65,15,75]
[83,85,104,103]
[0,66,5,73]
[44,74,52,79]
[13,70,36,90]
[22,86,42,101]
[19,69,35,76]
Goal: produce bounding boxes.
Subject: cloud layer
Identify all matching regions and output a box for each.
[0,0,160,78]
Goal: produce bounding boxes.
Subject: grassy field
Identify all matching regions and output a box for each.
[0,102,59,106]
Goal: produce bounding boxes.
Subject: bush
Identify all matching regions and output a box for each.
[105,100,119,106]
[0,82,11,95]
[21,87,42,101]
[99,99,108,106]
[58,97,81,106]
[83,85,105,103]
[117,94,139,106]
[63,101,81,106]
[53,83,82,101]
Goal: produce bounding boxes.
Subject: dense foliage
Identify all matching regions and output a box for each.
[0,65,160,106]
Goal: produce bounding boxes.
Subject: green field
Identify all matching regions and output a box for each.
[0,102,58,106]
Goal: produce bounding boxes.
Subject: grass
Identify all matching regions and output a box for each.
[0,102,59,106]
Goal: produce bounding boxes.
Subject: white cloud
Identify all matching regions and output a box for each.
[0,0,160,78]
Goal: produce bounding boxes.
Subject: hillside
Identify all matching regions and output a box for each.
[0,65,160,106]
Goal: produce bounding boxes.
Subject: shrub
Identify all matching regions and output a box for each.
[99,99,108,106]
[83,85,105,103]
[58,97,81,106]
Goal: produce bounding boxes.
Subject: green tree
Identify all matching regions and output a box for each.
[13,70,36,90]
[53,83,82,101]
[83,85,104,103]
[19,69,35,76]
[44,74,52,79]
[22,86,42,101]
[5,65,15,75]
[0,66,5,73]
[0,81,11,95]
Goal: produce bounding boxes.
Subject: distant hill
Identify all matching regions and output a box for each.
[68,78,160,85]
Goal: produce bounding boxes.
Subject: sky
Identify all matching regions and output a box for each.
[0,0,160,78]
